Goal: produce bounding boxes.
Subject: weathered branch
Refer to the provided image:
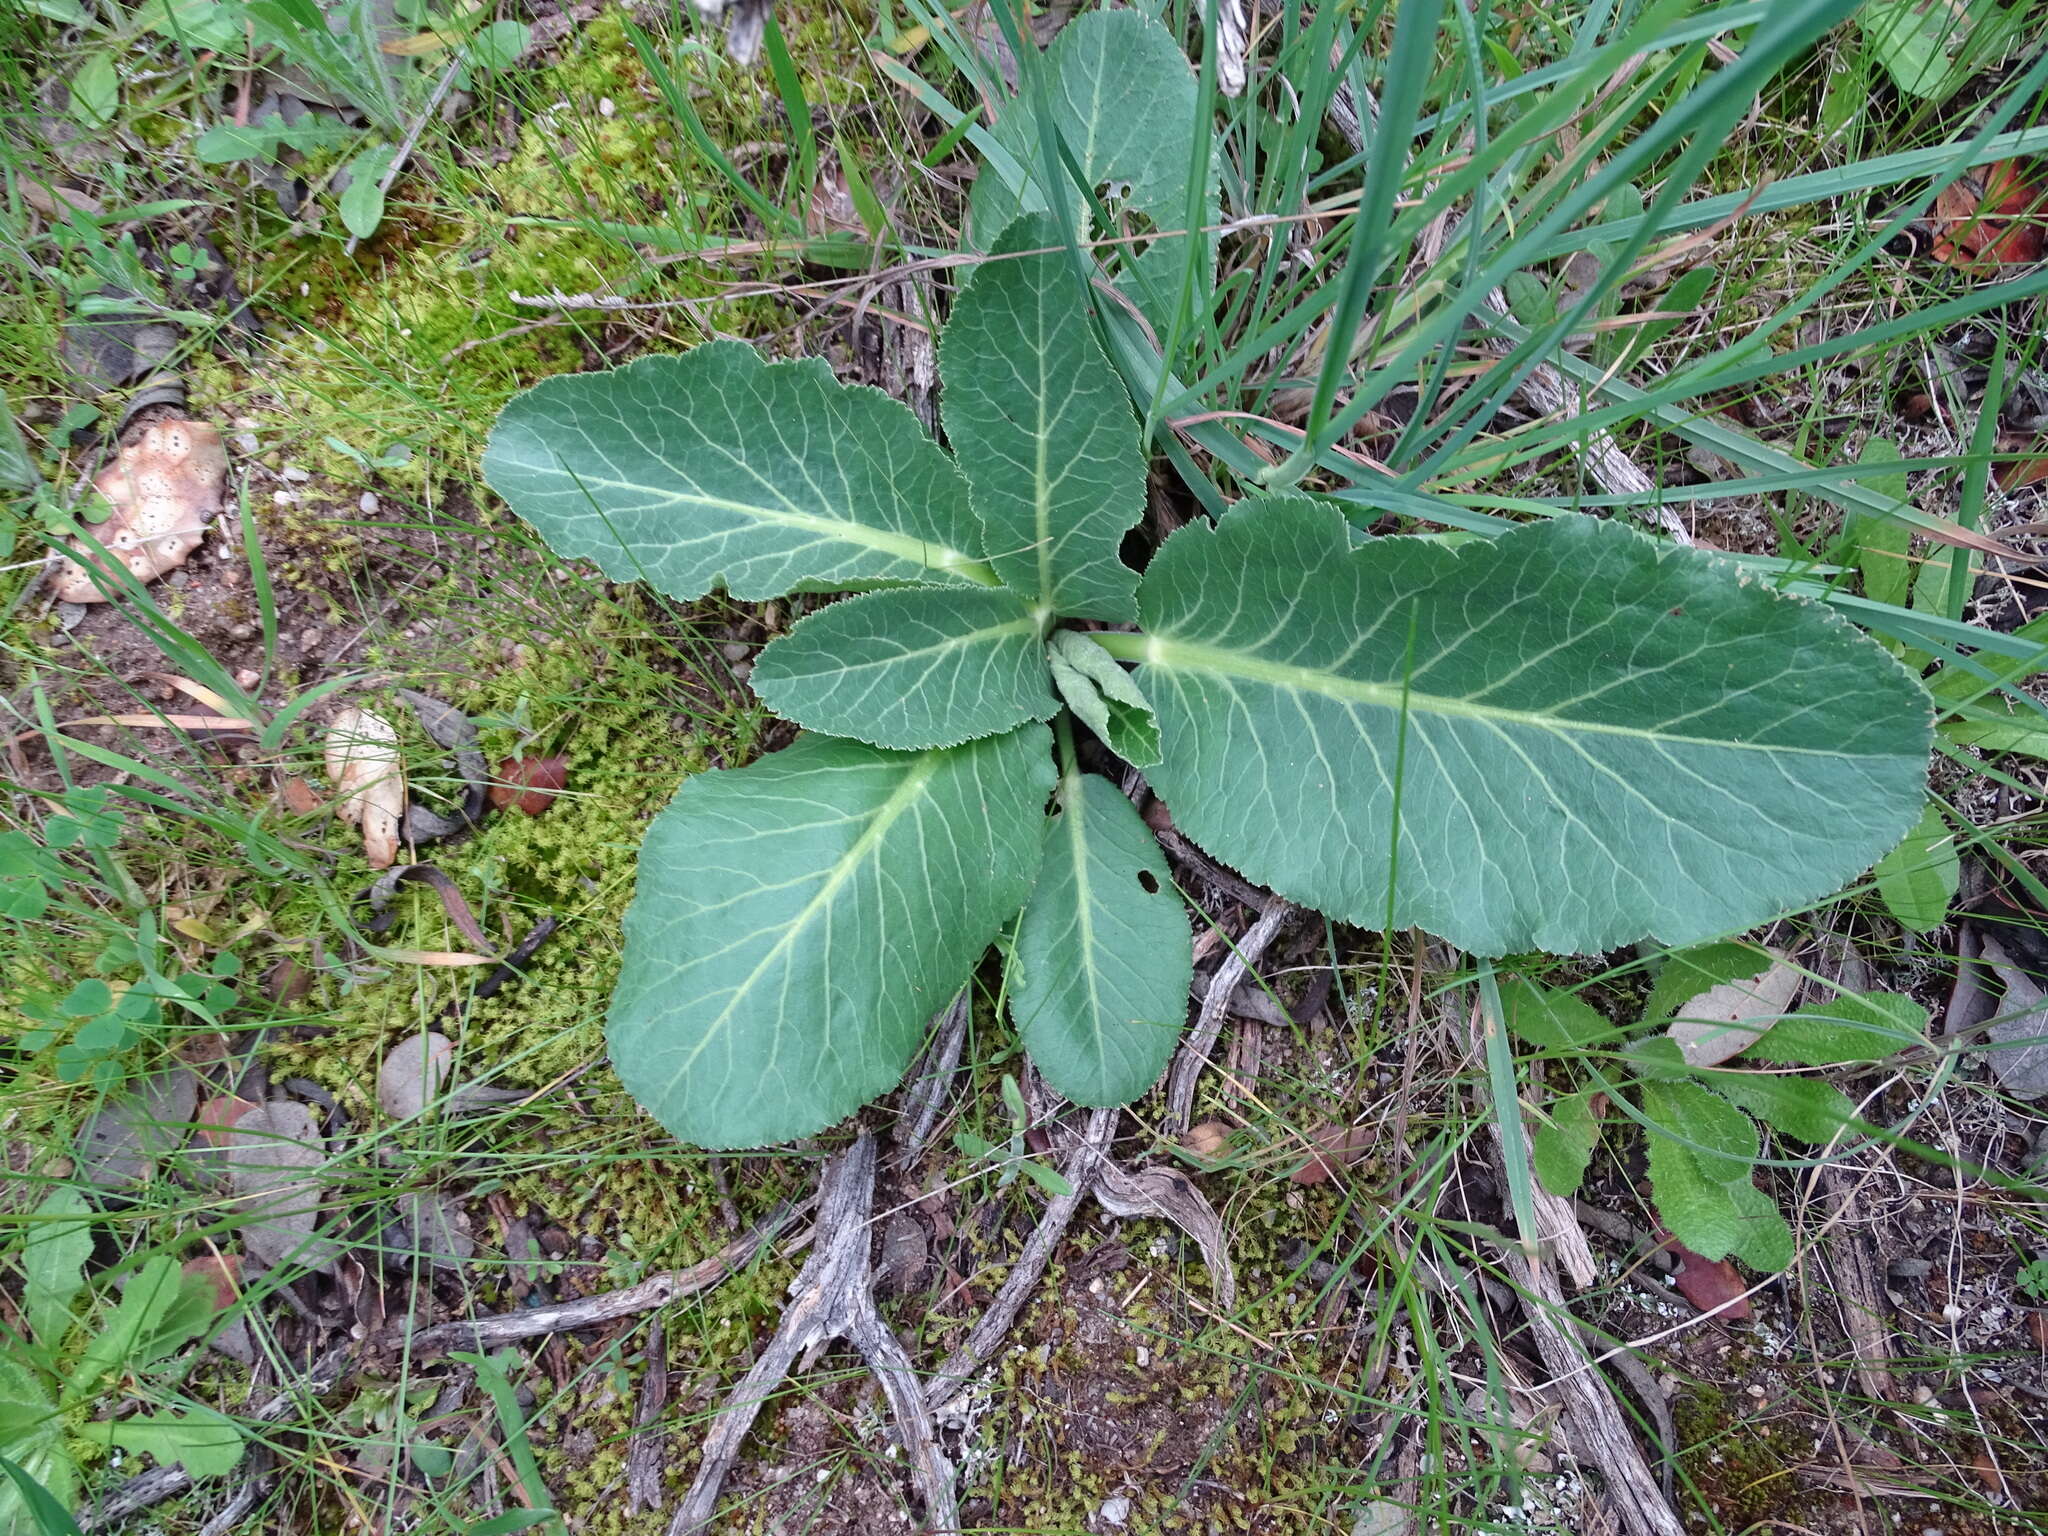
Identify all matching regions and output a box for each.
[669,1135,955,1536]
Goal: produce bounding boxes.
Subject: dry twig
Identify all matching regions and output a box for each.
[1166,895,1294,1129]
[923,1105,1118,1408]
[668,1135,955,1536]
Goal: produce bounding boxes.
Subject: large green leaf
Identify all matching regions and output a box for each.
[0,1357,73,1536]
[482,341,994,602]
[941,215,1144,622]
[1008,768,1192,1105]
[1701,1071,1858,1145]
[1109,497,1932,956]
[751,588,1056,750]
[609,727,1054,1148]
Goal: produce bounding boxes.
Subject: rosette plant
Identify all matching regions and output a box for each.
[481,213,1932,1150]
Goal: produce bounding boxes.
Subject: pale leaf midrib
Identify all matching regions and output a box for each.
[665,754,944,1085]
[795,615,1038,681]
[1109,634,1896,759]
[525,465,998,585]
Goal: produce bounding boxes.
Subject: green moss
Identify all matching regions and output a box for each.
[242,5,813,492]
[1672,1383,1823,1529]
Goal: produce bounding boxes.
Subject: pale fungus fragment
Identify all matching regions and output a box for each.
[50,419,228,603]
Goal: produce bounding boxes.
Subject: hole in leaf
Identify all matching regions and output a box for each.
[1137,870,1160,894]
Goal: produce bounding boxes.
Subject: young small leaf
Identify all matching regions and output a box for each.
[941,214,1145,622]
[1121,497,1931,956]
[483,342,991,602]
[1746,991,1925,1066]
[23,1189,94,1356]
[338,146,394,239]
[1009,770,1192,1106]
[81,1407,244,1478]
[61,1258,211,1408]
[1497,978,1610,1050]
[751,588,1056,749]
[1844,437,1912,609]
[1047,630,1160,766]
[1641,1079,1757,1186]
[69,53,119,130]
[1872,799,1959,934]
[1723,1180,1795,1271]
[609,726,1054,1148]
[1532,1088,1602,1198]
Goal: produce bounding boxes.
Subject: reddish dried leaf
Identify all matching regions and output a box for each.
[181,1253,243,1311]
[1931,159,2048,270]
[1290,1123,1373,1185]
[488,754,568,816]
[197,1094,257,1146]
[1670,1241,1753,1320]
[2027,1310,2048,1351]
[1970,1446,2003,1493]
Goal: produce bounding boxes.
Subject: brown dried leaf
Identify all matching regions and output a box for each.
[1670,1241,1752,1320]
[1665,949,1801,1067]
[50,420,228,603]
[279,777,324,815]
[1289,1122,1374,1185]
[487,754,568,816]
[325,706,405,868]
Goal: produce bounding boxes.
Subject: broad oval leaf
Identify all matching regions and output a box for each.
[1117,497,1932,956]
[941,214,1144,622]
[967,10,1218,329]
[610,727,1055,1148]
[751,587,1056,750]
[482,341,994,602]
[1009,769,1192,1105]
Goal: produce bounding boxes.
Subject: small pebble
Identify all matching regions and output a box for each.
[1941,1303,1964,1323]
[272,490,294,506]
[235,668,260,689]
[359,491,379,514]
[1097,1496,1131,1527]
[598,95,616,116]
[228,623,255,641]
[234,432,259,454]
[281,465,311,483]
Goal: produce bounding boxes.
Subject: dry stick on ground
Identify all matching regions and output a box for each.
[922,1104,1119,1410]
[896,989,972,1164]
[669,1133,956,1536]
[1487,1120,1599,1289]
[1082,1146,1239,1310]
[626,1317,671,1516]
[1166,895,1295,1131]
[1507,1249,1684,1536]
[393,1200,802,1360]
[1818,1161,1902,1405]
